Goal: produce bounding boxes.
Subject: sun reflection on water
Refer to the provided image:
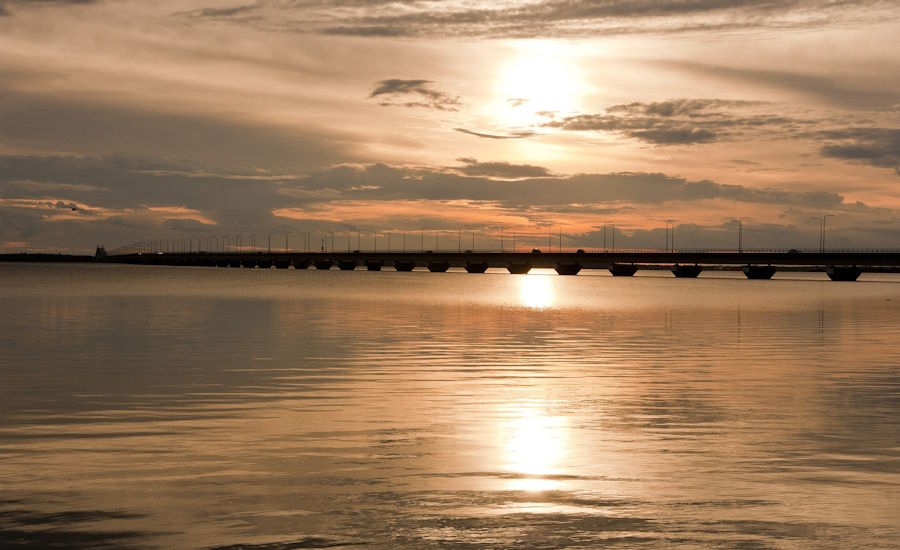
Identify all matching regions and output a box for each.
[518,274,555,309]
[503,406,570,491]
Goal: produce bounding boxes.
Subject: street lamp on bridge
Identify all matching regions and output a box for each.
[809,215,835,253]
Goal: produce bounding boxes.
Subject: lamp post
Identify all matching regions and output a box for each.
[823,214,834,252]
[809,217,823,252]
[737,217,749,253]
[651,218,674,251]
[668,220,675,252]
[809,215,834,253]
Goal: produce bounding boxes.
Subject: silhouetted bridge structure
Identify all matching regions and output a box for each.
[102,247,900,281]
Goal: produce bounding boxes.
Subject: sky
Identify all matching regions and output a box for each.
[1,0,899,253]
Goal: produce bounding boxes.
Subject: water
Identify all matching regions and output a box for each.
[1,263,898,549]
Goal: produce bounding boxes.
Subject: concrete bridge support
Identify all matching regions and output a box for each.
[393,259,416,272]
[274,258,291,269]
[241,259,256,268]
[742,265,776,279]
[292,259,309,269]
[365,259,384,271]
[337,259,357,271]
[672,264,702,278]
[465,261,489,273]
[314,259,333,270]
[826,266,861,281]
[427,261,450,272]
[507,262,532,274]
[555,262,581,275]
[609,263,638,277]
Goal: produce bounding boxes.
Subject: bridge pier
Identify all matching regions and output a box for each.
[672,264,702,278]
[338,259,357,271]
[427,261,450,272]
[826,266,861,281]
[742,265,776,279]
[393,259,416,272]
[241,259,256,268]
[507,262,532,274]
[609,263,638,277]
[314,259,333,270]
[292,259,309,269]
[465,261,489,273]
[365,259,384,271]
[555,262,581,276]
[257,259,273,269]
[274,258,291,269]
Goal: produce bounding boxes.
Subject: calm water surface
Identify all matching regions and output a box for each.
[1,263,898,548]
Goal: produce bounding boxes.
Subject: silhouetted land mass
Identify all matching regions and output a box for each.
[0,253,93,263]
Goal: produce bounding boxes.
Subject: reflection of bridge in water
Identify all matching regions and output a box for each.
[102,246,900,281]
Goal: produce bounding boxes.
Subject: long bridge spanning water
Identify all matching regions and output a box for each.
[102,247,900,281]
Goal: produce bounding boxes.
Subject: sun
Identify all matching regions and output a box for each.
[491,43,584,127]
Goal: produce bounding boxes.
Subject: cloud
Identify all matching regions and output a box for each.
[661,62,900,110]
[2,153,896,252]
[0,91,358,173]
[369,79,460,111]
[543,99,800,145]
[296,162,851,210]
[182,1,898,39]
[453,158,553,179]
[0,0,99,16]
[819,128,900,175]
[455,128,536,140]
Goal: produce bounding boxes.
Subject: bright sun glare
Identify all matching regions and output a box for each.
[492,44,584,127]
[504,407,569,491]
[519,274,555,309]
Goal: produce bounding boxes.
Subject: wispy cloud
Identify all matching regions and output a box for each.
[453,157,554,180]
[182,0,898,38]
[454,128,536,140]
[658,61,900,110]
[1,0,100,17]
[369,79,460,111]
[543,99,801,145]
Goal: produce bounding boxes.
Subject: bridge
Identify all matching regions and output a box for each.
[101,245,900,281]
